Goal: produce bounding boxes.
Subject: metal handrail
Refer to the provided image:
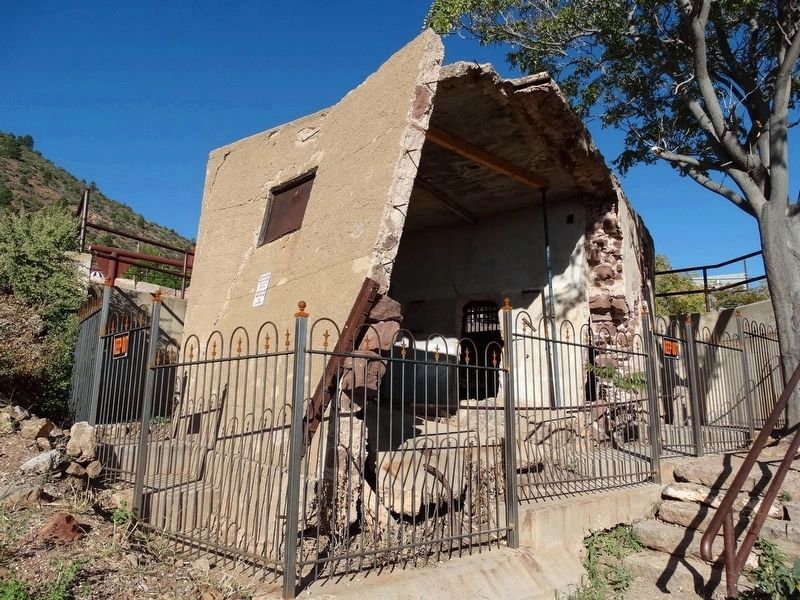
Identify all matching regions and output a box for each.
[700,362,800,597]
[653,250,765,312]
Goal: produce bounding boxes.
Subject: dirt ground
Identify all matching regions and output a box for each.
[0,428,280,599]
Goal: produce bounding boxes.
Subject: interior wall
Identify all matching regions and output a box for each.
[389,197,588,341]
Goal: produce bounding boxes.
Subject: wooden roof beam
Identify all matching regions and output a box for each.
[425,125,550,190]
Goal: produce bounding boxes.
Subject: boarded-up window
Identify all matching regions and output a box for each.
[258,171,316,246]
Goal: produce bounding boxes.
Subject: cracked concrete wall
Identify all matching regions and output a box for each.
[183,31,444,346]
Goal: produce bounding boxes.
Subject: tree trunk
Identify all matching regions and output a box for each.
[759,205,800,428]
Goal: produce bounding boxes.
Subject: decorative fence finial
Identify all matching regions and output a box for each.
[296,301,308,318]
[502,298,513,312]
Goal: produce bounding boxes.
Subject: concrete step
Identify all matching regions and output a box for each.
[662,482,783,518]
[623,549,727,599]
[632,519,757,567]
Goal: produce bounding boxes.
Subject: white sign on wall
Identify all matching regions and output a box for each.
[252,272,272,307]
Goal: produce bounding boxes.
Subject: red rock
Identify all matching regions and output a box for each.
[37,512,85,542]
[360,320,400,352]
[368,295,402,323]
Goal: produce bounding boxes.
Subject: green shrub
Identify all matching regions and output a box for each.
[0,185,11,207]
[0,579,31,600]
[744,538,800,599]
[0,205,82,418]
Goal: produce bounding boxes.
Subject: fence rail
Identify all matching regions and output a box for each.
[70,294,785,598]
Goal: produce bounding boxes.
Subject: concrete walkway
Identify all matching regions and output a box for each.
[292,485,663,599]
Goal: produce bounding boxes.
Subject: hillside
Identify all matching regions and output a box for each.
[0,131,193,257]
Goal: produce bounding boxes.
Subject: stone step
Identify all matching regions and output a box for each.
[623,549,727,599]
[662,482,783,519]
[632,519,757,567]
[657,500,800,559]
[671,448,800,499]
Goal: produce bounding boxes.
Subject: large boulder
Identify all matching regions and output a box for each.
[0,484,44,510]
[0,413,14,435]
[7,406,30,422]
[20,449,60,474]
[66,422,96,462]
[20,418,54,440]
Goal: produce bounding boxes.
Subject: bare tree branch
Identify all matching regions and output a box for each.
[682,166,758,216]
[683,0,761,175]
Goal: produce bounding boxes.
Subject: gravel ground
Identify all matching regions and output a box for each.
[0,426,280,599]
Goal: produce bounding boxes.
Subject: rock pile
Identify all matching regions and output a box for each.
[0,405,103,484]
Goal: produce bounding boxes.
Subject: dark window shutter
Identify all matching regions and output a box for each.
[259,172,315,246]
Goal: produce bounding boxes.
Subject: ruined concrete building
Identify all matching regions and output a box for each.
[184,30,654,357]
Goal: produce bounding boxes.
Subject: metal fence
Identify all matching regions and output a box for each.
[510,314,656,501]
[70,294,785,598]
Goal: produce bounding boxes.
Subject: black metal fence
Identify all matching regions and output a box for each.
[70,294,784,598]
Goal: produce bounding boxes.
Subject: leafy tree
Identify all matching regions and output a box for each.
[0,183,12,207]
[654,255,707,316]
[0,205,82,419]
[428,0,800,424]
[18,134,34,150]
[125,246,187,290]
[0,134,22,160]
[713,282,771,309]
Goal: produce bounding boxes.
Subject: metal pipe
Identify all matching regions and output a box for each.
[283,301,309,599]
[540,189,562,407]
[86,282,112,425]
[78,188,90,253]
[181,252,188,299]
[92,252,187,280]
[501,298,520,547]
[654,250,762,275]
[703,268,710,312]
[736,311,756,443]
[684,316,705,457]
[90,244,191,268]
[641,305,662,484]
[86,220,195,256]
[133,292,163,516]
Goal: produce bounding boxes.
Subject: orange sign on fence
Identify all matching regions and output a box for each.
[112,333,129,359]
[662,337,680,360]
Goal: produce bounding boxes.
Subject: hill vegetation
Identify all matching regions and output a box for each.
[0,131,193,255]
[0,131,194,418]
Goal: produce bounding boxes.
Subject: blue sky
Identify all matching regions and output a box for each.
[2,1,777,278]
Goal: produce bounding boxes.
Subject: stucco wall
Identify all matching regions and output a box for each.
[183,32,444,348]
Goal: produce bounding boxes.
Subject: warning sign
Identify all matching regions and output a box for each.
[252,272,272,307]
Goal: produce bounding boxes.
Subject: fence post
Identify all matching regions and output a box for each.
[684,316,705,457]
[736,311,756,443]
[641,305,662,484]
[86,280,112,425]
[501,298,520,548]
[283,301,309,600]
[133,291,162,516]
